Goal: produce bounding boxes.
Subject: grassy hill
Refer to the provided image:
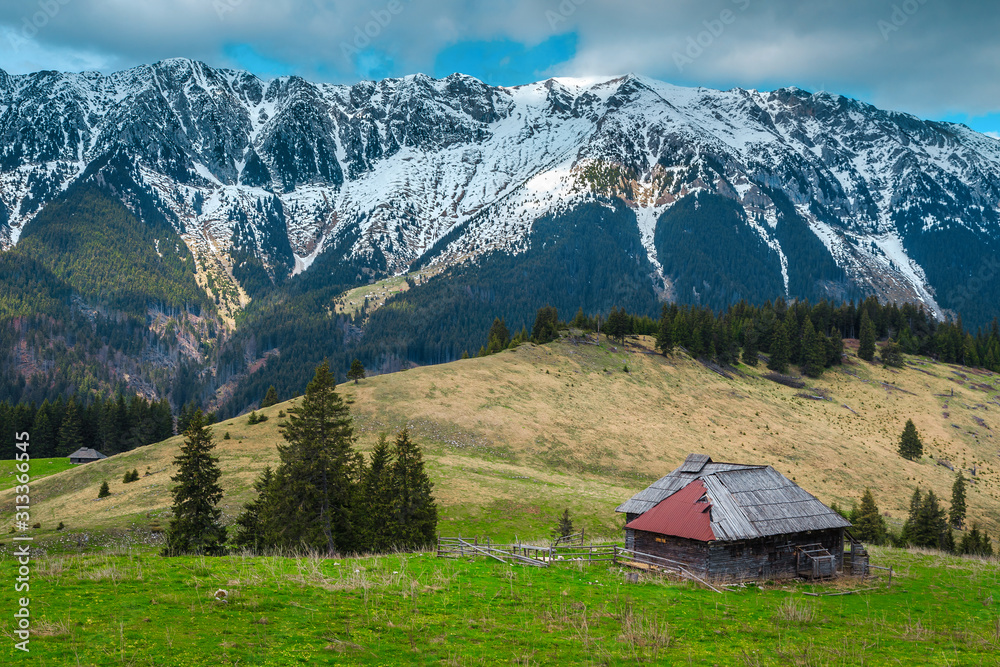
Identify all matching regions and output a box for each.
[3,334,999,544]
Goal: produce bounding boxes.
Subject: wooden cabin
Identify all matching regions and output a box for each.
[616,454,863,581]
[68,447,107,465]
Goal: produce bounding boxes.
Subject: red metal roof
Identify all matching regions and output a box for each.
[625,479,715,542]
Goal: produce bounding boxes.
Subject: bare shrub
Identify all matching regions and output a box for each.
[773,597,815,624]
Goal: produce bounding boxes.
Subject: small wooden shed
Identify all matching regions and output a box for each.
[616,454,859,580]
[68,447,107,465]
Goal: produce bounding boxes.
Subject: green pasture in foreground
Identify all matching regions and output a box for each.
[2,545,997,666]
[1,458,75,492]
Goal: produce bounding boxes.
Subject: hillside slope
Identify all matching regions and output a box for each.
[4,335,998,542]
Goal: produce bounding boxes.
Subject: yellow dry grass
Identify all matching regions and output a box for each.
[3,334,999,539]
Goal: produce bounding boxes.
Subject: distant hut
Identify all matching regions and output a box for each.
[68,447,108,465]
[616,454,865,580]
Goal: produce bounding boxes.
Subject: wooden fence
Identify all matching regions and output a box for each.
[611,546,722,593]
[437,538,719,592]
[437,537,616,566]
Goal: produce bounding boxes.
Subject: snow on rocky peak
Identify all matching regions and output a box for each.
[2,61,999,318]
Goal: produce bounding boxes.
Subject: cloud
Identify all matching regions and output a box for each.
[0,0,997,131]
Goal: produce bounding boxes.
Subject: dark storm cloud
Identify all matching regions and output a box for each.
[0,0,996,123]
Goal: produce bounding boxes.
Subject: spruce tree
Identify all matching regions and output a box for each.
[949,473,967,529]
[767,320,791,373]
[163,410,226,556]
[388,429,437,550]
[486,317,511,354]
[741,325,759,366]
[32,403,57,458]
[233,467,274,552]
[881,341,904,367]
[858,310,876,361]
[656,305,674,356]
[826,329,844,366]
[958,523,994,557]
[801,317,826,378]
[532,306,559,344]
[715,317,738,365]
[261,385,279,408]
[361,434,395,553]
[553,508,574,539]
[348,358,366,384]
[268,361,359,554]
[898,419,923,460]
[604,307,631,345]
[852,488,887,544]
[98,480,110,498]
[900,487,922,545]
[907,490,949,551]
[57,397,84,457]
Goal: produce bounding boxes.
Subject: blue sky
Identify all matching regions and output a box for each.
[1,0,997,135]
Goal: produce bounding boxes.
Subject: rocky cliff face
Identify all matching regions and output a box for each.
[3,59,1000,321]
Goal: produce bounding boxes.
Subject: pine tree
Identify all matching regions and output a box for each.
[826,329,844,366]
[801,317,826,378]
[949,473,967,529]
[348,358,366,384]
[908,490,949,550]
[900,487,922,545]
[97,480,110,498]
[858,310,876,361]
[741,325,759,366]
[532,306,559,344]
[486,317,511,354]
[958,523,994,557]
[361,434,395,553]
[268,361,359,554]
[163,410,227,556]
[656,305,674,356]
[388,429,437,550]
[898,419,923,460]
[604,306,629,345]
[767,320,791,373]
[176,400,197,436]
[715,316,738,365]
[852,488,887,544]
[233,466,274,552]
[57,397,84,457]
[553,508,574,539]
[881,341,904,367]
[261,385,279,408]
[32,402,57,458]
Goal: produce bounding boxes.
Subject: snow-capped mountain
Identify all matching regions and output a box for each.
[3,58,1000,320]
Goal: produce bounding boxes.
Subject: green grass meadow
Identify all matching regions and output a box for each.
[2,459,75,492]
[2,544,997,666]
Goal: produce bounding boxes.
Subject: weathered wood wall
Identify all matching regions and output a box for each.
[630,528,845,581]
[632,530,710,575]
[706,529,845,581]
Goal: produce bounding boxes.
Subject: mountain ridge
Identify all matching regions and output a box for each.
[2,60,999,325]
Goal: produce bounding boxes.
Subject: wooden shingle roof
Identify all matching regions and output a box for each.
[69,447,107,460]
[617,453,851,541]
